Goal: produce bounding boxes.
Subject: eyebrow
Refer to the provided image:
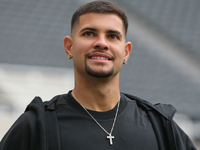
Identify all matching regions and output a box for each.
[107,30,122,37]
[80,27,97,33]
[80,27,123,37]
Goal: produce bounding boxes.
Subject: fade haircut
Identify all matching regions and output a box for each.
[71,0,128,36]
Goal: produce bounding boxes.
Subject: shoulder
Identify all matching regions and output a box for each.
[121,93,197,149]
[121,92,177,120]
[0,110,39,150]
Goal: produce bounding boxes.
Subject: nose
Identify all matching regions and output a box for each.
[93,35,109,50]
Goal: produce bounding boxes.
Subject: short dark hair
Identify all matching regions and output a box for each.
[71,0,128,35]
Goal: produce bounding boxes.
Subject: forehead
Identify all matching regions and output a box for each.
[73,13,125,36]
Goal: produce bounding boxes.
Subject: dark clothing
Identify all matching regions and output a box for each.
[57,92,159,150]
[0,91,197,150]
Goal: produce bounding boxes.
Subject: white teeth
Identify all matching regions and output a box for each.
[91,57,108,60]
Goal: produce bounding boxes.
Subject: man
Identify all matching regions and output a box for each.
[0,1,197,150]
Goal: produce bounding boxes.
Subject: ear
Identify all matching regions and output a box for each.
[64,36,73,57]
[124,41,132,60]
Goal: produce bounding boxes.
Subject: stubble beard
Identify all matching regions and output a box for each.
[84,50,115,78]
[85,60,114,78]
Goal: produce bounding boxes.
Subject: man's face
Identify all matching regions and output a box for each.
[69,13,131,79]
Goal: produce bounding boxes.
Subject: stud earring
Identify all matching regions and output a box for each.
[123,59,128,64]
[67,55,71,59]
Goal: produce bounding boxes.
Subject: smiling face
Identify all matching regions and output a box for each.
[64,13,131,79]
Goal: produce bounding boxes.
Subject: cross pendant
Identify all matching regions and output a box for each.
[107,133,114,145]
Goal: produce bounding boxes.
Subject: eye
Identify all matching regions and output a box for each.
[83,32,95,36]
[108,34,120,39]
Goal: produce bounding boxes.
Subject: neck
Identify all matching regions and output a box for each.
[72,74,120,111]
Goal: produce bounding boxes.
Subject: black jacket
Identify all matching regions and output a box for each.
[0,93,197,150]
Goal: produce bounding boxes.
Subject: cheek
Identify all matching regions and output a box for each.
[72,40,91,66]
[112,45,125,60]
[73,39,91,53]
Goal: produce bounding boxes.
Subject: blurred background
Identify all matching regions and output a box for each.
[0,0,200,148]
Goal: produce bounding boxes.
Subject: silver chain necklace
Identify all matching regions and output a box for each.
[72,91,120,145]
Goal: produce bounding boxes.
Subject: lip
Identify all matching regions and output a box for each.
[88,52,113,61]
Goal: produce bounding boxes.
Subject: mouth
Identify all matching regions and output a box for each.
[86,51,114,62]
[89,56,111,60]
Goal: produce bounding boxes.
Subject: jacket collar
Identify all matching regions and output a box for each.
[121,93,177,120]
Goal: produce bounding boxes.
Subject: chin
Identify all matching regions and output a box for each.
[85,67,114,78]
